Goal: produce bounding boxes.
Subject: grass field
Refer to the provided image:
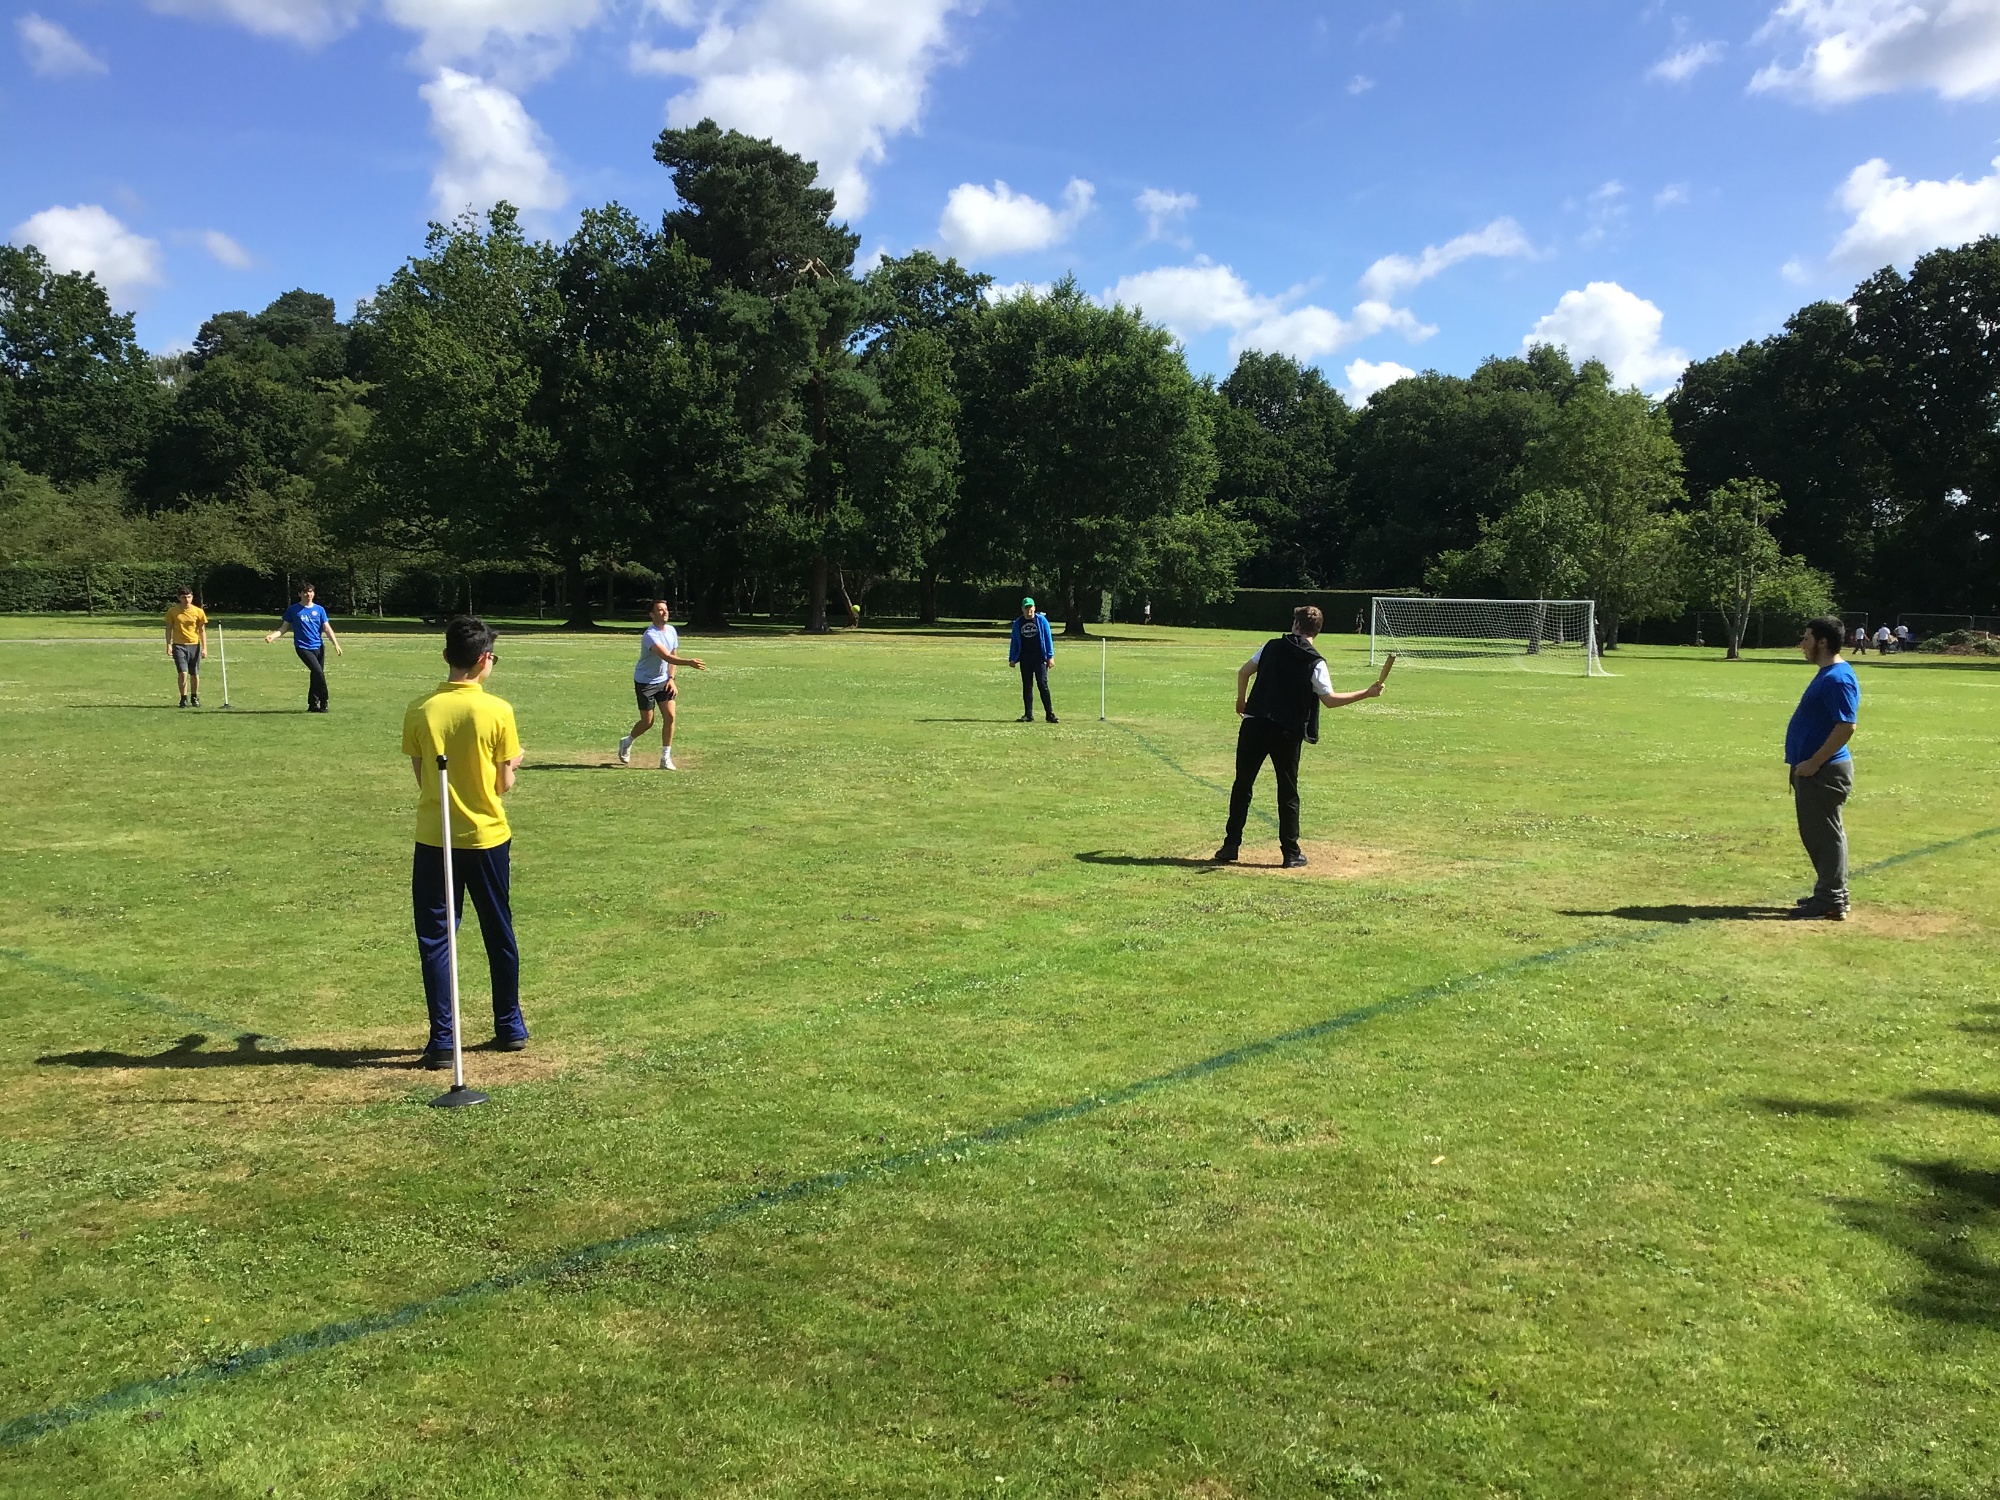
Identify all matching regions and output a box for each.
[2,612,1997,1498]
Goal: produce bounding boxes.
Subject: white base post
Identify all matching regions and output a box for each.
[215,621,231,707]
[430,753,487,1107]
[1099,637,1106,721]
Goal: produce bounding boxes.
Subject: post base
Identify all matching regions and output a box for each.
[429,1085,490,1109]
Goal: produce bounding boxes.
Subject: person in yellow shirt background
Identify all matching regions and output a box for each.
[401,616,528,1067]
[165,586,208,707]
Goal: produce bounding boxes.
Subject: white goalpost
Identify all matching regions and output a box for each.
[1371,597,1607,676]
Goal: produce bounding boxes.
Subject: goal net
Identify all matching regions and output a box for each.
[1371,597,1605,675]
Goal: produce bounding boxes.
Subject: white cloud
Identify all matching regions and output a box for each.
[1654,182,1691,208]
[17,13,107,75]
[1523,282,1688,395]
[983,279,1052,303]
[420,67,568,217]
[1344,358,1416,402]
[1105,260,1277,335]
[1648,39,1723,81]
[938,178,1093,259]
[201,230,256,269]
[1753,0,2000,102]
[633,0,968,218]
[1359,217,1534,299]
[1831,154,2000,265]
[1135,187,1197,242]
[384,0,602,76]
[143,0,365,46]
[1781,255,1813,283]
[1235,300,1431,361]
[10,204,164,305]
[1347,73,1374,94]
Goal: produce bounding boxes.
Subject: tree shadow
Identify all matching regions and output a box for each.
[37,1032,428,1072]
[1840,1157,2000,1329]
[75,706,309,715]
[1747,1096,1874,1119]
[1907,1089,2000,1119]
[914,718,1035,724]
[1075,851,1221,870]
[1558,904,1793,923]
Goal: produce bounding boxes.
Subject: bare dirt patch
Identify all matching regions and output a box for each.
[1197,840,1405,880]
[1747,907,1966,942]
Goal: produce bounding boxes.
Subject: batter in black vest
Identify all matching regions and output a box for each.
[1214,607,1394,869]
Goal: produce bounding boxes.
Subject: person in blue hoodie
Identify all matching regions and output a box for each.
[1008,597,1058,723]
[1785,614,1861,920]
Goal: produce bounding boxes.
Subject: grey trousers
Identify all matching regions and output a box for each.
[1791,759,1852,905]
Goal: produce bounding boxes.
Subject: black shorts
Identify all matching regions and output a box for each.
[635,678,677,711]
[172,644,202,673]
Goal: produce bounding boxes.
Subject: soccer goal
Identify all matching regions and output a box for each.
[1371,597,1606,676]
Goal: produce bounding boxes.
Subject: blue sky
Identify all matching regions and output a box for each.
[7,0,1999,398]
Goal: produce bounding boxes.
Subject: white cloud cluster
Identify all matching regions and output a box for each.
[1103,258,1433,362]
[1359,217,1533,299]
[386,0,603,75]
[421,67,568,217]
[1344,358,1415,403]
[10,204,164,305]
[1135,187,1196,242]
[938,178,1094,259]
[17,13,107,75]
[1648,39,1723,82]
[1522,281,1687,396]
[1832,154,2000,265]
[1753,0,2000,102]
[635,0,968,217]
[143,0,365,46]
[201,230,256,268]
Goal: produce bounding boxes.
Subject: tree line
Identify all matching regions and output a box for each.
[4,120,1993,641]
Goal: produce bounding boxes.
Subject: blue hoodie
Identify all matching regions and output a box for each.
[1009,613,1054,665]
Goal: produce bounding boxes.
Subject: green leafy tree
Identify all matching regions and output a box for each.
[960,278,1221,636]
[1212,351,1351,586]
[1685,478,1834,659]
[0,245,165,483]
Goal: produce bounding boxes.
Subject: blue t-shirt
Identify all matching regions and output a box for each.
[1785,660,1859,765]
[284,602,328,650]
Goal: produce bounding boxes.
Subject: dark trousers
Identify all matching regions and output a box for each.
[1224,716,1305,856]
[1019,658,1053,718]
[413,840,526,1050]
[295,645,328,710]
[1791,759,1852,906]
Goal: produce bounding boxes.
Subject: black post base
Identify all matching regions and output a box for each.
[429,1085,490,1109]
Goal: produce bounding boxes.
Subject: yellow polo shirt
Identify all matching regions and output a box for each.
[401,680,522,849]
[165,603,208,645]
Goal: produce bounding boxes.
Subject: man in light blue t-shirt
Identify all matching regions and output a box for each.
[1785,614,1861,920]
[263,582,342,712]
[618,599,705,769]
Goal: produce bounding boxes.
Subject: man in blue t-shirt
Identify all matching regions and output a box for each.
[1008,597,1057,723]
[263,582,343,712]
[1785,614,1861,920]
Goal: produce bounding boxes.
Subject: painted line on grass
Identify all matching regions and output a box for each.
[0,929,1652,1449]
[1110,722,1279,831]
[1851,824,2000,877]
[0,947,281,1047]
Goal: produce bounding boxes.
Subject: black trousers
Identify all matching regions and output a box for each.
[1019,658,1053,717]
[295,645,328,709]
[412,841,525,1049]
[1224,716,1304,855]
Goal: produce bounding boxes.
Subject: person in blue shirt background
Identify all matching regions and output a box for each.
[1008,597,1057,723]
[1785,614,1861,920]
[264,582,343,712]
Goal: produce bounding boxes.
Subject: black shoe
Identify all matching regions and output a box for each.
[420,1049,453,1070]
[190,695,199,707]
[1045,714,1059,723]
[178,696,188,708]
[1212,844,1239,863]
[1283,852,1309,869]
[494,1036,528,1052]
[1018,713,1034,722]
[1787,901,1847,921]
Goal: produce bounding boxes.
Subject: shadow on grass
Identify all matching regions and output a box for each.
[1558,904,1793,923]
[1841,1157,2000,1329]
[520,763,618,773]
[915,717,1034,724]
[37,1032,427,1072]
[1076,851,1220,870]
[1908,1089,2000,1118]
[1747,1096,1875,1119]
[73,706,309,715]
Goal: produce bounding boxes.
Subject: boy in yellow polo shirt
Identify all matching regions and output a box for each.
[401,616,528,1066]
[164,587,208,707]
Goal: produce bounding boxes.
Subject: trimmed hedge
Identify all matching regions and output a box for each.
[0,563,191,612]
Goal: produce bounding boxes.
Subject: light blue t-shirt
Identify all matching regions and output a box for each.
[284,602,328,650]
[635,624,678,685]
[1785,660,1859,765]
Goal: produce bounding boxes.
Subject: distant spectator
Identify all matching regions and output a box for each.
[1894,623,1912,649]
[1143,600,1152,626]
[1851,624,1868,655]
[1874,623,1894,654]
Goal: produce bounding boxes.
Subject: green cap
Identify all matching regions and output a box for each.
[1022,597,1035,608]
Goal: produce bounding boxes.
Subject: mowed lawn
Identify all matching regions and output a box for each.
[1,613,1997,1499]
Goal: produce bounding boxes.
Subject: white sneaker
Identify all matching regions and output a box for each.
[617,736,633,764]
[660,749,675,770]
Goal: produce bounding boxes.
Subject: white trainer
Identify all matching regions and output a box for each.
[660,748,676,770]
[617,736,633,764]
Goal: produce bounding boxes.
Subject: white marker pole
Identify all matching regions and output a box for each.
[1099,636,1107,721]
[430,753,488,1108]
[214,620,231,708]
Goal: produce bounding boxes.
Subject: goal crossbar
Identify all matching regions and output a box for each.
[1371,596,1606,676]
